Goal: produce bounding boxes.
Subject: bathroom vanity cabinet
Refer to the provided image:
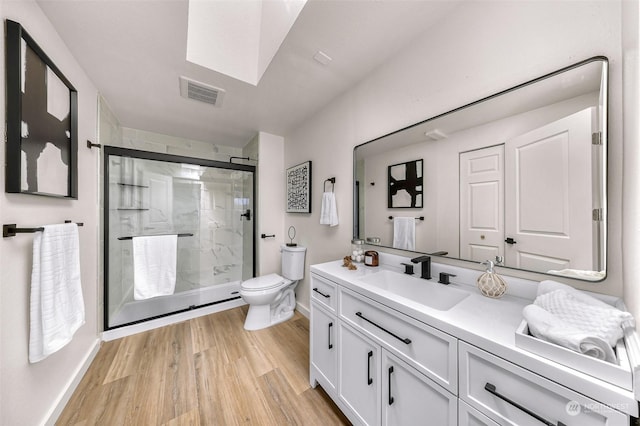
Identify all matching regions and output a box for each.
[311,275,457,425]
[310,260,637,426]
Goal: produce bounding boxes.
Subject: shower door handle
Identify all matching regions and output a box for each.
[240,209,251,221]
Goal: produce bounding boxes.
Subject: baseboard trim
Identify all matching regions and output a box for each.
[296,301,310,319]
[45,338,101,426]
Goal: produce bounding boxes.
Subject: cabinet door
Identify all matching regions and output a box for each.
[382,351,457,426]
[459,399,499,426]
[310,302,337,394]
[339,323,381,426]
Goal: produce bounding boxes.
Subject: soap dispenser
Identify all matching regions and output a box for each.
[476,260,507,298]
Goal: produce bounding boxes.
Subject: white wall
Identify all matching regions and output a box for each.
[255,132,285,275]
[0,1,100,424]
[284,1,627,315]
[622,0,640,320]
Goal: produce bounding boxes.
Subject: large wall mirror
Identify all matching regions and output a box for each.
[354,57,608,282]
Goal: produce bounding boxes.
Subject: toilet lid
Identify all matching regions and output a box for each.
[241,273,287,291]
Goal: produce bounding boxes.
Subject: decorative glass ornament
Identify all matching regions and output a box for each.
[477,260,507,298]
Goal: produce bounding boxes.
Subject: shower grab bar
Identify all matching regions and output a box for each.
[3,221,84,238]
[117,233,194,241]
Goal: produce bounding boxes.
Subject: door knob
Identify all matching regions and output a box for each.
[505,237,517,244]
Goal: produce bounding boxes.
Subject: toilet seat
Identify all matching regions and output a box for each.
[241,273,292,292]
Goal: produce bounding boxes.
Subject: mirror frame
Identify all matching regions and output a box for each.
[353,56,608,281]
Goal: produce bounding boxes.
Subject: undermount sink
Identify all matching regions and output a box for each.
[359,270,469,311]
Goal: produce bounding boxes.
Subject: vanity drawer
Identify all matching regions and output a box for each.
[459,342,628,426]
[339,287,457,393]
[311,274,337,313]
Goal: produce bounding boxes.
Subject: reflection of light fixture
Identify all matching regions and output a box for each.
[424,129,447,141]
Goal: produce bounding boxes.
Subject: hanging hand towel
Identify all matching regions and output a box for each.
[393,217,415,250]
[133,234,177,300]
[320,191,339,226]
[29,223,85,363]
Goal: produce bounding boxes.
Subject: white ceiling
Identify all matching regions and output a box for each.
[37,0,459,148]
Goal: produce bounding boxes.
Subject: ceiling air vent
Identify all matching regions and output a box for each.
[179,76,225,107]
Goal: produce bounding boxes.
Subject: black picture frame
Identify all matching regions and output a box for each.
[5,20,78,199]
[286,161,312,213]
[388,159,423,208]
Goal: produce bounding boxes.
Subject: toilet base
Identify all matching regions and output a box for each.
[243,288,296,330]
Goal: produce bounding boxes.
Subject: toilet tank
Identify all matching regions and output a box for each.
[281,245,307,281]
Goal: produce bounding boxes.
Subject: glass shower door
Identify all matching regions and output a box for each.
[104,147,255,329]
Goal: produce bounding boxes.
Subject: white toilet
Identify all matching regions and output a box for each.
[240,245,306,330]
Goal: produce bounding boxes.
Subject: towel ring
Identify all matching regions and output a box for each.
[324,177,336,192]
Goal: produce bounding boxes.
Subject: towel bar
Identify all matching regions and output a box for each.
[388,216,424,221]
[3,221,84,238]
[117,233,194,241]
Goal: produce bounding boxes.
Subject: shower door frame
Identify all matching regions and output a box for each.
[103,146,256,330]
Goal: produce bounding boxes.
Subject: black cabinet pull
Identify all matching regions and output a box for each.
[367,351,373,385]
[388,366,395,405]
[328,322,333,349]
[485,383,566,426]
[355,312,412,345]
[313,288,330,298]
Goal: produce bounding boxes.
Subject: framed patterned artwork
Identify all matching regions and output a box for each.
[286,161,312,213]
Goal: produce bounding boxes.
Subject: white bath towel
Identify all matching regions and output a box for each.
[393,217,415,250]
[523,304,616,362]
[534,280,635,346]
[29,223,85,363]
[133,235,177,300]
[320,191,339,226]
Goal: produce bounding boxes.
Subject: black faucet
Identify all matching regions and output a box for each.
[410,255,431,280]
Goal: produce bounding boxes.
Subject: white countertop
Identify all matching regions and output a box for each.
[310,257,639,417]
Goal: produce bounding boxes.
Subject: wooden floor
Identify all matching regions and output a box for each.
[57,306,350,426]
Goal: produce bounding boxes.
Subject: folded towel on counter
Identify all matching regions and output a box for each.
[522,280,635,362]
[523,304,616,362]
[320,191,339,226]
[535,280,635,346]
[393,217,415,251]
[29,224,85,363]
[133,235,177,300]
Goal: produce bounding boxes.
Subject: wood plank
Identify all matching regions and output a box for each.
[57,307,350,426]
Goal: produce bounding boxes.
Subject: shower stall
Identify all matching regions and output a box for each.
[103,146,255,329]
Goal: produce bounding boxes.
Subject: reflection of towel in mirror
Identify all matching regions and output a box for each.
[392,217,415,251]
[29,223,85,363]
[320,192,339,226]
[133,235,177,300]
[523,304,616,362]
[546,268,606,280]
